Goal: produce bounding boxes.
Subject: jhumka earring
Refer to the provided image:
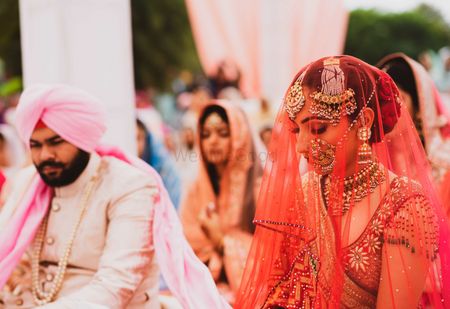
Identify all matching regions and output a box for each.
[357,126,372,165]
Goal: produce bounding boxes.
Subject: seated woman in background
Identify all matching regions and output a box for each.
[180,100,262,304]
[136,119,182,209]
[236,55,450,308]
[377,53,450,209]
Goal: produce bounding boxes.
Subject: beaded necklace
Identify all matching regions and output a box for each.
[31,160,105,305]
[324,160,386,216]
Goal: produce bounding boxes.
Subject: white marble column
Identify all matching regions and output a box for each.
[19,0,136,152]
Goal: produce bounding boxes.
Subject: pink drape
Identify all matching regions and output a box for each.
[184,0,260,97]
[185,0,348,103]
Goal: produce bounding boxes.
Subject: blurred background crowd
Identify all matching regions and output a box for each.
[0,1,449,190]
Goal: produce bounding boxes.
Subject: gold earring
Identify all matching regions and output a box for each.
[357,127,372,165]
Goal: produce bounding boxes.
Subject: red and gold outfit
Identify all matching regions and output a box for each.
[263,177,438,309]
[235,56,449,309]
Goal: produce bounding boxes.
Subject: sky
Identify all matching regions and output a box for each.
[344,0,450,24]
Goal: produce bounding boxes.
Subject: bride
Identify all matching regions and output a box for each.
[235,55,449,308]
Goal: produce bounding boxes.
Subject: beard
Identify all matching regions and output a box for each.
[36,150,91,187]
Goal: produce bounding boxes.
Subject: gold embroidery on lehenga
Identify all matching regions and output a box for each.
[341,177,439,308]
[263,176,439,309]
[263,245,319,309]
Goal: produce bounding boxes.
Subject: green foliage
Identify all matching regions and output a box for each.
[344,4,450,64]
[0,0,21,78]
[131,0,200,90]
[0,76,22,97]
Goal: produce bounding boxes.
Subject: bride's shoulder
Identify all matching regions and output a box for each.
[383,172,439,259]
[386,172,426,201]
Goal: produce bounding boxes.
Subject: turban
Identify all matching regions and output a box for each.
[15,84,107,152]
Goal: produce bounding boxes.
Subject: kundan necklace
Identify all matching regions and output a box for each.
[323,160,386,216]
[31,161,105,305]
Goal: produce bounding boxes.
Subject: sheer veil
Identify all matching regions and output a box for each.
[236,55,450,308]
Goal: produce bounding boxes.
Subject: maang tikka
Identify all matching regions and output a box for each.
[309,57,357,125]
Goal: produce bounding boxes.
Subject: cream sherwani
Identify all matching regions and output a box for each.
[1,153,160,308]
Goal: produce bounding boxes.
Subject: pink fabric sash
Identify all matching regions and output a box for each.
[0,176,51,287]
[0,145,230,308]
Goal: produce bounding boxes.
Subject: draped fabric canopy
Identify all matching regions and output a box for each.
[185,0,348,104]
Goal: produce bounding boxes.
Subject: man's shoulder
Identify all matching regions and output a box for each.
[101,156,159,190]
[7,165,37,189]
[15,164,37,179]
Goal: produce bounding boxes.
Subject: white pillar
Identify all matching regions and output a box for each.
[19,0,136,152]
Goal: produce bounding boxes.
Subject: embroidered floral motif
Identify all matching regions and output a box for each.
[347,246,369,272]
[363,233,382,254]
[371,218,384,235]
[376,201,391,221]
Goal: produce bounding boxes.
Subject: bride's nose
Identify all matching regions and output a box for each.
[295,130,309,157]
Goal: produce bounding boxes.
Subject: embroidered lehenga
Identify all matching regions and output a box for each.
[235,56,450,308]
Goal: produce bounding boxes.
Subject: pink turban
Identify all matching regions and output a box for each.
[15,84,106,152]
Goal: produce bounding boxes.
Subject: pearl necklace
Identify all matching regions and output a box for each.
[31,161,104,305]
[324,160,386,216]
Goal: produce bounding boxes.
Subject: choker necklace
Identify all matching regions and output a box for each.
[323,160,386,216]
